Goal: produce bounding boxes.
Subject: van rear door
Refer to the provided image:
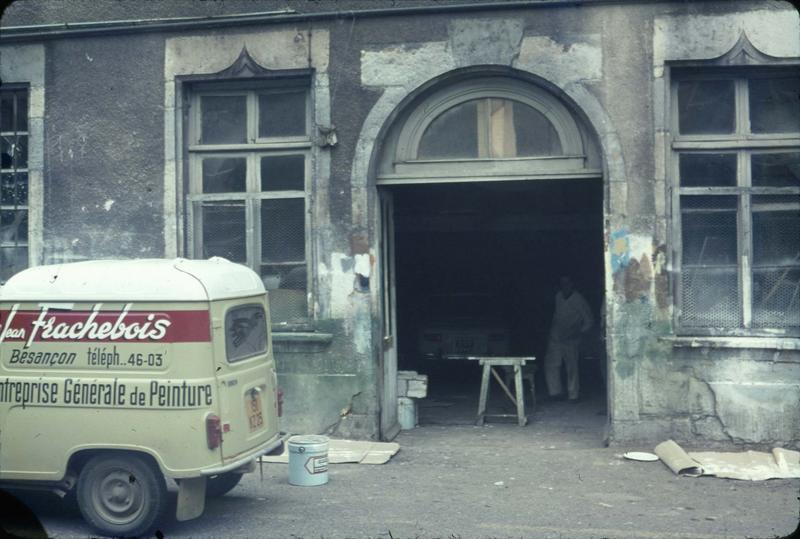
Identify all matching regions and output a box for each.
[213,299,279,463]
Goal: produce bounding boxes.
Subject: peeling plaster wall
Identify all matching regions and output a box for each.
[606,4,800,449]
[5,1,799,444]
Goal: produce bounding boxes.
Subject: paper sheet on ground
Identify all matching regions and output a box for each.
[261,439,400,465]
[654,439,800,480]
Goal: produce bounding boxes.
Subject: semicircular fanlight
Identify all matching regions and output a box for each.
[417,98,563,160]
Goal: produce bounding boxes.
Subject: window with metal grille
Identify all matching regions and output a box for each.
[0,87,29,283]
[187,81,310,323]
[672,70,800,334]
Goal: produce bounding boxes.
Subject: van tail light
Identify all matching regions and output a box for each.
[277,388,284,417]
[206,414,222,450]
[424,333,442,342]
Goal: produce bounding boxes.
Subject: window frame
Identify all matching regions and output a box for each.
[225,302,269,363]
[378,76,600,185]
[0,84,31,283]
[670,67,800,336]
[185,79,313,322]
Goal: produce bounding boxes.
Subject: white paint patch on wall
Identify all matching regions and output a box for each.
[361,43,455,90]
[353,311,371,355]
[626,233,653,263]
[654,8,800,75]
[354,253,371,279]
[515,34,603,86]
[448,18,524,67]
[323,252,356,320]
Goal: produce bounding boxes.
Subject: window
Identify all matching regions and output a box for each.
[379,76,599,185]
[187,81,310,323]
[673,70,800,333]
[225,304,268,362]
[0,87,29,282]
[417,98,562,159]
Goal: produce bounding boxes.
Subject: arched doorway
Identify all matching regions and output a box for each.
[376,71,605,433]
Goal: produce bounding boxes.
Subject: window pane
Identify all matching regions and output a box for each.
[16,94,28,132]
[752,195,800,267]
[680,195,740,328]
[680,195,738,265]
[753,268,800,328]
[261,198,304,263]
[258,91,306,138]
[200,202,246,262]
[1,135,27,169]
[749,77,800,134]
[0,246,27,282]
[201,96,246,144]
[202,157,246,193]
[261,265,307,322]
[0,209,28,243]
[679,153,737,187]
[752,152,800,187]
[0,92,26,132]
[261,155,305,191]
[1,172,28,205]
[681,268,740,327]
[0,94,13,132]
[752,195,800,328]
[225,304,267,362]
[678,80,735,135]
[418,101,479,159]
[509,100,563,157]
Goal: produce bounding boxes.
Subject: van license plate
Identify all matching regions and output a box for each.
[246,391,264,432]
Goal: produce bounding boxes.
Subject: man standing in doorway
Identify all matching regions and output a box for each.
[544,275,594,402]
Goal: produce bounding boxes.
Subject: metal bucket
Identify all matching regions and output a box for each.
[288,435,329,486]
[398,397,417,430]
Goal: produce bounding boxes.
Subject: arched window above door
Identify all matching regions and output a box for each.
[378,75,600,184]
[417,98,563,159]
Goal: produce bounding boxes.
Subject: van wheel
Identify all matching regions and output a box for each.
[76,454,167,537]
[206,472,244,497]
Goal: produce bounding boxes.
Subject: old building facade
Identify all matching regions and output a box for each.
[1,0,798,447]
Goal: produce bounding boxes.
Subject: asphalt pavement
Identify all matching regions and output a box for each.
[4,389,800,539]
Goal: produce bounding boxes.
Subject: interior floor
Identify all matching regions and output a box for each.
[418,362,607,426]
[389,179,606,426]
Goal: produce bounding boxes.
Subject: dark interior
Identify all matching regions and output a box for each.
[391,179,605,420]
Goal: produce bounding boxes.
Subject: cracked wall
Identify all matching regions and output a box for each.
[608,5,800,449]
[5,1,799,444]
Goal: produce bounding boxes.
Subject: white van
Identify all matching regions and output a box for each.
[0,258,286,537]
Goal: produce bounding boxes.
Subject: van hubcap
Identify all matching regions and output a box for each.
[94,469,144,523]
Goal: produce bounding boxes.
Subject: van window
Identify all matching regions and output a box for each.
[225,304,267,362]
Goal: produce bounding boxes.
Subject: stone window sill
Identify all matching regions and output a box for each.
[661,336,800,351]
[272,332,334,344]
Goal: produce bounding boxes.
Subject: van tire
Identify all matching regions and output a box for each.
[76,454,167,537]
[206,472,244,497]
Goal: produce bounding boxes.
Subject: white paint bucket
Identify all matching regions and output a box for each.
[288,435,329,486]
[398,397,417,430]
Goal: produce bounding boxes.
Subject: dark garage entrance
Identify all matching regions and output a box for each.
[391,179,605,424]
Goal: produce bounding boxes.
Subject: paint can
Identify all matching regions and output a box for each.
[398,397,417,430]
[288,435,329,486]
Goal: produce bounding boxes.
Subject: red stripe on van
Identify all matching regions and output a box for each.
[0,309,211,343]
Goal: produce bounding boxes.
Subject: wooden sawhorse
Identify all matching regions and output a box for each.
[475,356,536,426]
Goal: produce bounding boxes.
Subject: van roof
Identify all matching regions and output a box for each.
[0,258,265,302]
